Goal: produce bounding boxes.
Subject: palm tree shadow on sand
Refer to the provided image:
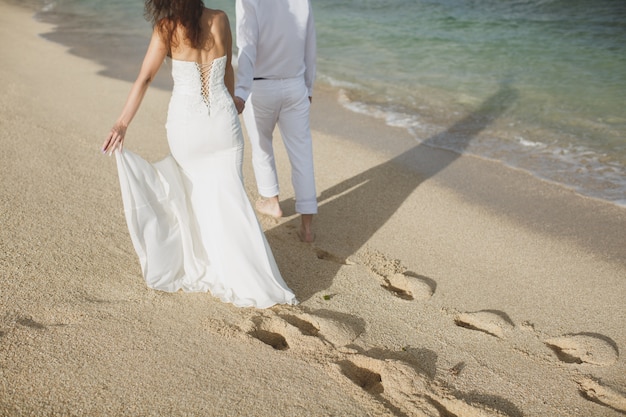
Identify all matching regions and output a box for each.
[269,82,519,301]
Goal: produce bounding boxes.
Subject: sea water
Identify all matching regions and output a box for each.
[25,0,626,206]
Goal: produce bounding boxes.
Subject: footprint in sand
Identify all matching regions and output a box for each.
[338,355,512,417]
[245,309,515,416]
[576,376,626,414]
[385,271,435,301]
[454,310,515,338]
[281,309,366,349]
[358,249,436,301]
[246,315,294,351]
[246,309,365,352]
[315,248,354,265]
[17,317,46,330]
[544,332,619,366]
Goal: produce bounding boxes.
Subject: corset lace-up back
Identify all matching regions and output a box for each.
[196,60,214,109]
[171,55,231,116]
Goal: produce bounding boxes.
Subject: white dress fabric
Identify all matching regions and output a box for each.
[114,55,297,308]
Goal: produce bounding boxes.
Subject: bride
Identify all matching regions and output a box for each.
[101,0,297,308]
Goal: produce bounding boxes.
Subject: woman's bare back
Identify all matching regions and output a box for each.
[170,8,231,63]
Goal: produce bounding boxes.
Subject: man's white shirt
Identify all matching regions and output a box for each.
[234,0,316,101]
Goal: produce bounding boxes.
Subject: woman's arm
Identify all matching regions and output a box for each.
[217,11,236,99]
[101,27,168,155]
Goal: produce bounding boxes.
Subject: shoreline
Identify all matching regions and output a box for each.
[310,83,626,267]
[2,3,625,417]
[13,0,626,210]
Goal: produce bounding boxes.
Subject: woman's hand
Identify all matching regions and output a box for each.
[234,96,245,114]
[102,122,127,155]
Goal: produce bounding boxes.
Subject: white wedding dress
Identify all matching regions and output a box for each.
[114,55,297,308]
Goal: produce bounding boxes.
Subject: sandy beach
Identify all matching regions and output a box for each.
[1,2,625,416]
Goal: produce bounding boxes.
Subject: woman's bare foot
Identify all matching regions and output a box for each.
[255,197,283,218]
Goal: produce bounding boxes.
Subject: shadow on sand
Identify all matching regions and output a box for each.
[267,82,519,300]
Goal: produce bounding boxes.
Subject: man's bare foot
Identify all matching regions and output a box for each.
[298,213,315,242]
[255,197,282,218]
[297,227,315,243]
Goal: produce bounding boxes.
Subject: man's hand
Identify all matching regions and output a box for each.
[234,96,245,114]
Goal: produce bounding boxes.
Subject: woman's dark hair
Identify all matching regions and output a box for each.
[144,0,205,49]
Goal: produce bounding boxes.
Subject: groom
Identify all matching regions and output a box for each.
[234,0,317,243]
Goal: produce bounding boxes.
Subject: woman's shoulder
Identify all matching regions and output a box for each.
[203,8,230,29]
[203,7,228,20]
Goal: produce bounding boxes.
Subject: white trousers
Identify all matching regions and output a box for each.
[242,77,318,214]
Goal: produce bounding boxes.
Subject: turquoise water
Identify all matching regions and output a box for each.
[29,0,626,206]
